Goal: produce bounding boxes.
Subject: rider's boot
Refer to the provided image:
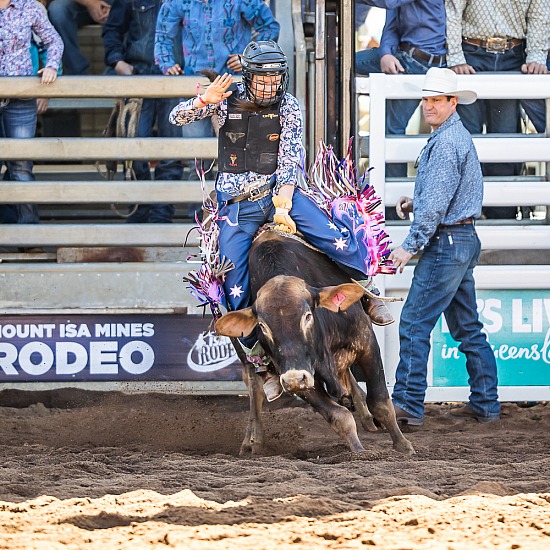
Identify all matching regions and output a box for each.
[356,279,394,326]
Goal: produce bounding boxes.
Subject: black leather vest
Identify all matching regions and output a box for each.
[218,92,282,175]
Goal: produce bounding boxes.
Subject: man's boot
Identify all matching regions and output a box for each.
[356,279,394,326]
[240,340,283,402]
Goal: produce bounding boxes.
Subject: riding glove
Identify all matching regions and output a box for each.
[272,195,296,234]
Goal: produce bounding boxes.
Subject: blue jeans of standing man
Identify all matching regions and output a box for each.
[392,224,500,421]
[457,42,525,219]
[126,97,183,223]
[0,99,39,224]
[356,48,444,178]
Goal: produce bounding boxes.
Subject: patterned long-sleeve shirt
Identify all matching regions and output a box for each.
[154,0,280,76]
[0,0,63,76]
[402,112,483,255]
[445,0,550,67]
[169,84,303,196]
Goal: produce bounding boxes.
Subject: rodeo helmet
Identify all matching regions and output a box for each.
[240,40,289,107]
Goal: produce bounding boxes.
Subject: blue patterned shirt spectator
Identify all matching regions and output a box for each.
[154,0,280,76]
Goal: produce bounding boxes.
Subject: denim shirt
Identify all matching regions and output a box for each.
[372,0,446,57]
[402,112,483,255]
[154,0,280,75]
[103,0,182,75]
[169,84,303,197]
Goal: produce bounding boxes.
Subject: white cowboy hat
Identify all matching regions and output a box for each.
[421,67,477,105]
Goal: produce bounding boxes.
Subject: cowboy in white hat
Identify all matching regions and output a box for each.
[418,67,477,130]
[388,66,501,427]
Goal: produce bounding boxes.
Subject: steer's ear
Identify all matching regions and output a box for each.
[318,283,365,312]
[215,308,258,337]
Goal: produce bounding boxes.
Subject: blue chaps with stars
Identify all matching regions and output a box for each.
[217,187,370,315]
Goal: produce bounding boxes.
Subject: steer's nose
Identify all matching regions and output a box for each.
[280,369,315,393]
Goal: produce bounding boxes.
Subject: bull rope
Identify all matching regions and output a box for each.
[253,228,402,303]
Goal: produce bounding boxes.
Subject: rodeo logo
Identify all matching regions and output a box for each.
[187,331,238,372]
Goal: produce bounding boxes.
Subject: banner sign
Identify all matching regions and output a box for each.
[432,290,550,386]
[0,314,242,382]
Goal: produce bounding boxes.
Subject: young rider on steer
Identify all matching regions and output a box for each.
[169,40,392,401]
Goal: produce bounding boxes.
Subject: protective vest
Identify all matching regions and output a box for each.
[218,91,282,175]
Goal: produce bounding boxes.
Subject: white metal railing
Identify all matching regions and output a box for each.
[358,73,550,237]
[0,76,215,250]
[359,73,549,187]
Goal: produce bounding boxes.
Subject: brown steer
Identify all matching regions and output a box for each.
[216,230,414,455]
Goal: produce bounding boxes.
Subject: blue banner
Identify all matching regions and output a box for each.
[0,314,242,382]
[432,290,550,386]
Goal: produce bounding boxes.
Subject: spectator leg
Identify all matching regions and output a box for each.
[520,58,550,133]
[181,116,216,219]
[48,0,94,75]
[2,99,39,224]
[460,44,525,219]
[126,98,155,223]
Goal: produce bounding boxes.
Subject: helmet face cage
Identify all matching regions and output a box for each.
[241,41,290,107]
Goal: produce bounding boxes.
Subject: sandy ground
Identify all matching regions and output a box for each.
[0,389,548,549]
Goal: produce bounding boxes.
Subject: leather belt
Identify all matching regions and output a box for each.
[462,37,524,53]
[226,182,273,205]
[399,42,446,66]
[439,218,475,228]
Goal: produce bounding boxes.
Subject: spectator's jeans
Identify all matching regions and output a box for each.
[392,225,500,420]
[181,116,216,178]
[126,97,183,223]
[48,0,113,75]
[457,42,525,218]
[0,99,39,224]
[356,47,441,177]
[520,57,550,133]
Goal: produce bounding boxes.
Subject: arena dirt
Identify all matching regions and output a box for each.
[0,389,548,549]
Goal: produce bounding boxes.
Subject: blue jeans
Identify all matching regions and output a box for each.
[520,57,550,134]
[356,47,444,178]
[392,225,500,420]
[181,116,216,177]
[48,0,114,75]
[457,42,525,218]
[0,99,39,224]
[126,97,183,223]
[217,188,371,313]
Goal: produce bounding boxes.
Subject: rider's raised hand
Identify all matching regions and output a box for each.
[200,73,234,105]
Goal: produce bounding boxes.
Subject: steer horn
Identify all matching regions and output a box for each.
[352,279,404,302]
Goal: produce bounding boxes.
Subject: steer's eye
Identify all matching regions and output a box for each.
[258,321,268,334]
[304,312,313,325]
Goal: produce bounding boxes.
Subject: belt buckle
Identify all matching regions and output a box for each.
[486,37,507,54]
[248,184,269,202]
